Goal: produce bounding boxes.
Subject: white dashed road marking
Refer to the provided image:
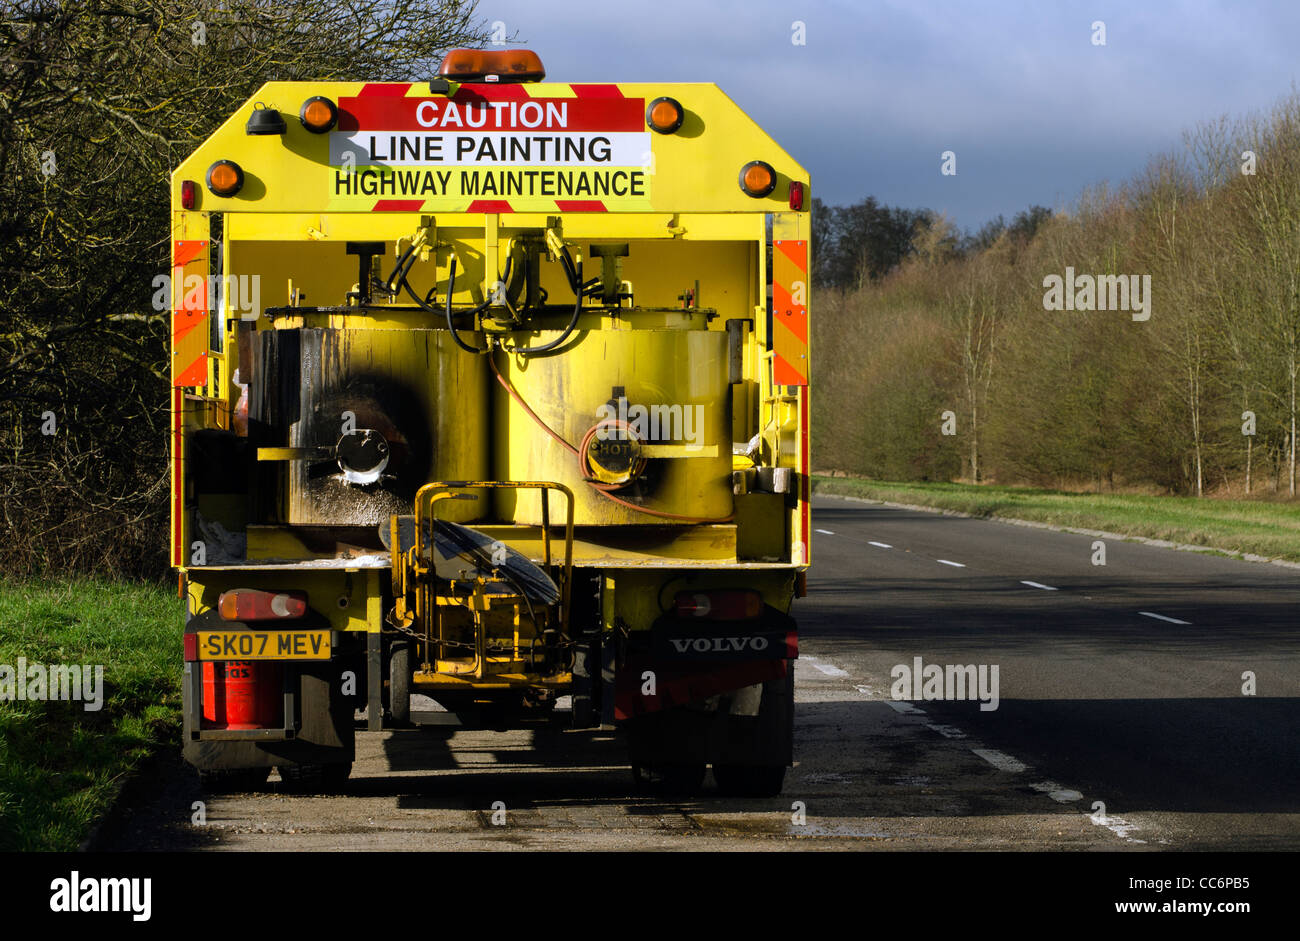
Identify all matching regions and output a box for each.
[869,541,892,548]
[971,748,1028,773]
[936,559,966,568]
[822,654,1149,843]
[1139,611,1191,625]
[815,529,835,535]
[1029,781,1084,803]
[1020,580,1058,591]
[927,723,968,739]
[1090,811,1147,844]
[884,700,925,715]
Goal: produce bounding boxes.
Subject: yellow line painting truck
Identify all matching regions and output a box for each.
[170,47,811,795]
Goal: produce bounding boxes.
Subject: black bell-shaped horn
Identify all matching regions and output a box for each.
[245,104,287,136]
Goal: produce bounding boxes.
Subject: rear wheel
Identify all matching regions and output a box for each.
[278,762,352,793]
[631,762,707,795]
[197,766,269,793]
[388,640,411,726]
[712,763,787,798]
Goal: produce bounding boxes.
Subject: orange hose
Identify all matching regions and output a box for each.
[489,351,733,524]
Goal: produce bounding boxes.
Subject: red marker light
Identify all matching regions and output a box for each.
[788,181,805,211]
[181,179,197,210]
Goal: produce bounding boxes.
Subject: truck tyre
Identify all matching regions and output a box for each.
[278,762,352,793]
[198,767,269,793]
[712,763,787,798]
[388,640,411,726]
[631,762,707,795]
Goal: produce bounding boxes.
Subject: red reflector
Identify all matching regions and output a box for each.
[788,181,805,211]
[181,180,197,210]
[674,589,764,620]
[184,633,198,661]
[218,589,308,621]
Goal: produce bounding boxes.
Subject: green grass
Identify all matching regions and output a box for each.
[812,477,1300,563]
[0,578,182,851]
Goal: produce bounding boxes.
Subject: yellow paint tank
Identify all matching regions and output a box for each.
[493,322,733,525]
[250,326,488,526]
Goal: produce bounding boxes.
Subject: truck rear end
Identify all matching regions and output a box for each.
[170,48,811,795]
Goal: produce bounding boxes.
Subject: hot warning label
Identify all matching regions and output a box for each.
[329,86,652,211]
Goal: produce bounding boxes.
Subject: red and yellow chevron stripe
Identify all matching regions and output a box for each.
[171,239,208,388]
[772,239,808,386]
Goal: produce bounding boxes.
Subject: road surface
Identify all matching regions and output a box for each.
[98,494,1300,851]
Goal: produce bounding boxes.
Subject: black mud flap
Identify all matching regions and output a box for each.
[183,659,356,772]
[623,667,795,768]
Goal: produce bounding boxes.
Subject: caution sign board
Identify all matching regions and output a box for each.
[328,84,653,213]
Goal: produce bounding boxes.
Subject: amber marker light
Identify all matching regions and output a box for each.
[739,160,776,198]
[206,160,244,197]
[299,96,338,133]
[646,97,684,134]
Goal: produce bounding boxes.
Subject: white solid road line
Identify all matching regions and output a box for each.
[971,748,1028,773]
[936,559,966,567]
[815,529,835,535]
[869,541,892,548]
[1139,611,1191,625]
[1020,580,1058,591]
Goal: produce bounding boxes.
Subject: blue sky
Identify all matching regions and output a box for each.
[472,0,1300,232]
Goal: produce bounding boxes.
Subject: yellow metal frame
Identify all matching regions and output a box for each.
[391,481,575,684]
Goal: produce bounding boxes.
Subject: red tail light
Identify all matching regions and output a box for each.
[674,589,763,620]
[218,589,308,621]
[184,632,198,661]
[788,180,805,211]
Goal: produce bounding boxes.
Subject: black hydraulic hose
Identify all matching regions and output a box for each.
[442,259,489,354]
[398,258,487,354]
[384,243,417,297]
[559,244,579,293]
[509,260,584,357]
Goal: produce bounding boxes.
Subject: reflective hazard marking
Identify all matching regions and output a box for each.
[171,239,208,388]
[171,385,184,567]
[772,239,808,385]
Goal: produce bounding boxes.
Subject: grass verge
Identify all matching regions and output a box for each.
[811,477,1300,563]
[0,578,182,851]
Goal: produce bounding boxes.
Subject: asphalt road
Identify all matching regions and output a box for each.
[99,494,1300,850]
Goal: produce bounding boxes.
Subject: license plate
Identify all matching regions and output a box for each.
[197,630,331,661]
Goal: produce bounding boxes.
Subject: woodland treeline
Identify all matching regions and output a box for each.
[0,0,490,578]
[813,93,1300,498]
